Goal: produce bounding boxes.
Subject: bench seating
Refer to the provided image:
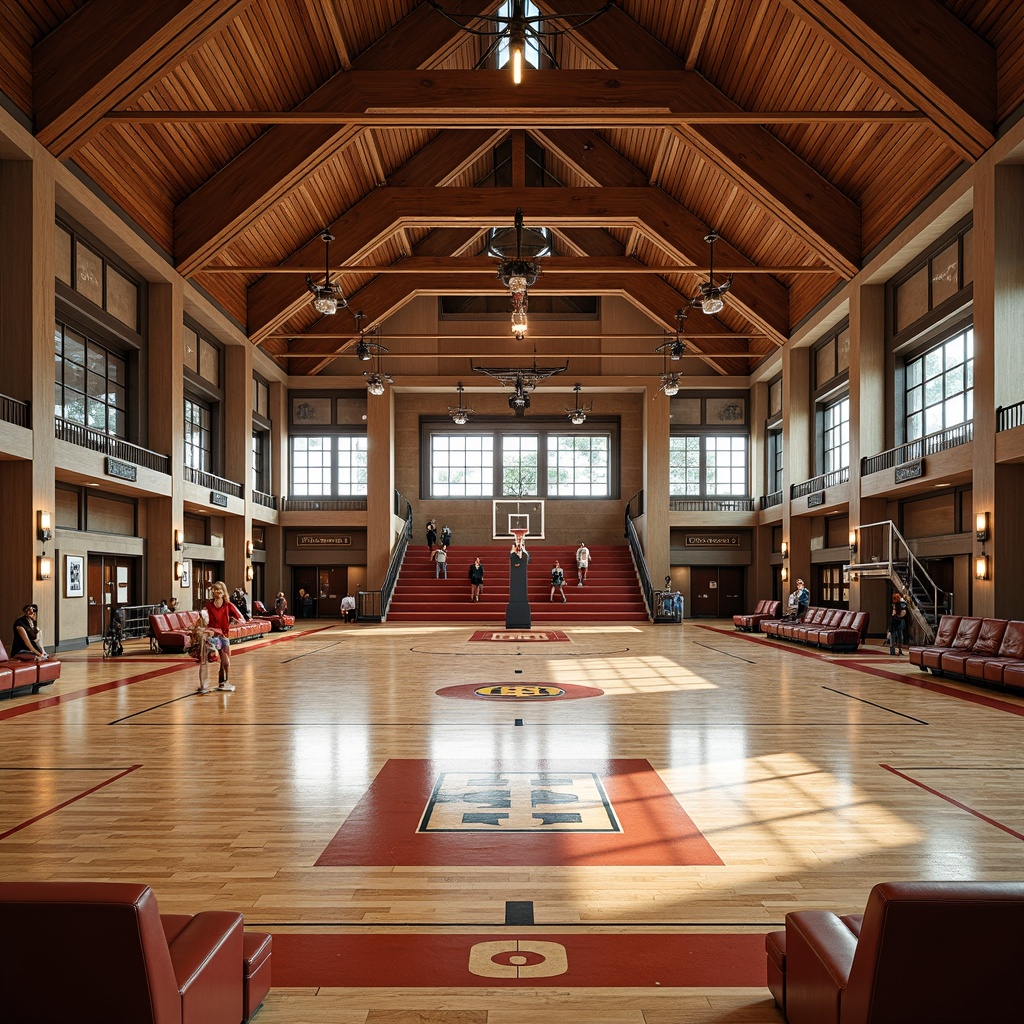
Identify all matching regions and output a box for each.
[253,599,295,631]
[0,639,61,699]
[0,880,272,1023]
[733,598,782,632]
[149,610,270,653]
[764,880,1024,1024]
[762,607,870,652]
[909,614,1024,691]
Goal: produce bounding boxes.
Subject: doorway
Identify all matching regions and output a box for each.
[292,565,361,618]
[690,566,745,618]
[87,555,138,638]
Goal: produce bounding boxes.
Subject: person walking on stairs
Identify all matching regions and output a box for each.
[550,560,567,602]
[575,541,591,586]
[468,557,484,601]
[432,544,448,579]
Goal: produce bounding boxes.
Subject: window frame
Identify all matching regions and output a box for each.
[183,395,214,473]
[288,432,369,499]
[898,319,974,444]
[818,392,851,475]
[669,432,750,498]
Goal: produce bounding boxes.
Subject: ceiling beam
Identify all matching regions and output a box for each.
[559,2,863,277]
[173,0,496,276]
[780,0,996,160]
[33,0,254,157]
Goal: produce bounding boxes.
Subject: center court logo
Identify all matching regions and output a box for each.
[473,684,565,699]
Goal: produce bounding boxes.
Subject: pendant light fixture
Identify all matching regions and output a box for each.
[691,231,733,315]
[306,229,347,315]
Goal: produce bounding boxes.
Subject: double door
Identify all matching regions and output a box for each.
[690,566,745,618]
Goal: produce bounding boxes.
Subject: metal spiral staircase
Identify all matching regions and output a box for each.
[847,521,952,644]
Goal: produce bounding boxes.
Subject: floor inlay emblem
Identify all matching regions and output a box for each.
[469,630,571,642]
[436,682,603,701]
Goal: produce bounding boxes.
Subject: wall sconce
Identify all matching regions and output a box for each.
[174,561,184,580]
[245,539,254,558]
[38,510,52,542]
[780,565,790,583]
[849,529,857,554]
[174,529,184,551]
[975,553,989,580]
[37,554,52,580]
[245,564,254,582]
[780,540,789,559]
[975,511,989,543]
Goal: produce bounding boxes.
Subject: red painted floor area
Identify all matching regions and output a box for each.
[316,758,722,867]
[271,932,767,987]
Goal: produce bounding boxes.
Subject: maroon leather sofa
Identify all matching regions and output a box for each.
[764,880,1024,1024]
[762,607,870,652]
[149,610,270,653]
[733,598,782,632]
[909,614,1024,691]
[253,599,295,631]
[0,880,271,1023]
[0,639,61,698]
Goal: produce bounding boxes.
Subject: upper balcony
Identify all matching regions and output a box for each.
[54,416,171,494]
[861,422,973,496]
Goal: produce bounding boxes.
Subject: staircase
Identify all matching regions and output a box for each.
[386,544,650,623]
[848,520,952,643]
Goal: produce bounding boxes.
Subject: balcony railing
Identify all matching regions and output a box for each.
[183,465,242,498]
[55,417,170,474]
[280,497,368,512]
[996,401,1024,432]
[791,466,849,499]
[669,498,755,512]
[251,489,278,509]
[1,393,30,429]
[861,421,973,476]
[760,490,783,510]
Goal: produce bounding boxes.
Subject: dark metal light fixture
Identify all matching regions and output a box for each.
[495,208,541,340]
[352,313,391,395]
[691,231,733,314]
[306,229,347,315]
[565,383,592,425]
[473,360,567,418]
[448,382,475,425]
[656,309,688,396]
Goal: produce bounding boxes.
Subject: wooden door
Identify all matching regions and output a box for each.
[691,567,719,617]
[293,567,318,618]
[87,556,104,637]
[718,567,745,618]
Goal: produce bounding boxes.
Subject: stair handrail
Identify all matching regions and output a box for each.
[377,490,413,621]
[624,505,655,619]
[854,519,945,623]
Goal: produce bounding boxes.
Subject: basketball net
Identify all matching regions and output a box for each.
[511,528,528,548]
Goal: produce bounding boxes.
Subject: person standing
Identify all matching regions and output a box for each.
[889,591,908,655]
[199,581,243,693]
[468,557,484,601]
[340,593,356,622]
[12,604,48,660]
[550,560,567,602]
[575,541,591,586]
[297,588,307,618]
[425,519,437,552]
[274,592,288,616]
[441,524,452,548]
[432,543,448,579]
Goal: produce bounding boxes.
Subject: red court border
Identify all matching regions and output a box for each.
[316,758,722,867]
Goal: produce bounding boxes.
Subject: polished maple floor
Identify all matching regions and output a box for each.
[3,617,1024,1023]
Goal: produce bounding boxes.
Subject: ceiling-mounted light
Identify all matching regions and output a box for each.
[448,382,475,426]
[306,229,347,315]
[656,309,687,397]
[351,313,392,395]
[472,360,567,419]
[495,208,541,340]
[565,383,592,426]
[691,231,733,315]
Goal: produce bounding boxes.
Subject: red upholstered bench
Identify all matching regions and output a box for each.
[150,611,271,653]
[0,640,61,698]
[910,615,1024,693]
[763,607,869,652]
[253,599,295,631]
[733,599,782,632]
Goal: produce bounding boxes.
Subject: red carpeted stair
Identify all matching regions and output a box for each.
[386,544,650,623]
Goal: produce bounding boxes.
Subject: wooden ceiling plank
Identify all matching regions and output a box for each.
[558,2,862,276]
[781,0,996,160]
[33,0,255,157]
[173,0,495,276]
[684,0,716,71]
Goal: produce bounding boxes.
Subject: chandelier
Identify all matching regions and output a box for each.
[472,360,567,418]
[690,231,733,315]
[494,208,542,340]
[351,312,391,396]
[656,309,688,397]
[565,383,592,425]
[428,0,614,84]
[448,382,475,425]
[306,229,347,315]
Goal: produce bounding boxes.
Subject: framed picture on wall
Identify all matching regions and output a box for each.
[291,396,332,425]
[65,555,85,598]
[180,560,191,590]
[706,396,747,425]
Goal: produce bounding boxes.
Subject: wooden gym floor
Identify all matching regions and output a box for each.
[2,618,1023,1023]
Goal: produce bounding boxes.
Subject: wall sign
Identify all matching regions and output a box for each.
[296,534,353,547]
[807,492,825,507]
[895,459,925,483]
[210,491,228,507]
[684,535,740,547]
[105,457,137,481]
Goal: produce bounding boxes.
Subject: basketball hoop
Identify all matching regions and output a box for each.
[511,528,528,549]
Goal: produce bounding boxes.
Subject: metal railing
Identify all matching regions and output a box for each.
[251,489,278,509]
[55,417,170,474]
[669,498,754,512]
[624,503,654,620]
[760,490,783,510]
[183,465,243,497]
[1,393,30,428]
[114,603,161,640]
[280,497,368,511]
[359,490,413,622]
[996,401,1024,432]
[626,488,644,519]
[861,421,973,476]
[791,466,849,499]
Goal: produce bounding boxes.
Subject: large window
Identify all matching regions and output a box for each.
[54,322,127,438]
[905,328,973,441]
[424,422,618,499]
[290,435,367,497]
[768,427,784,493]
[252,430,268,492]
[184,397,212,471]
[822,396,850,473]
[669,436,748,497]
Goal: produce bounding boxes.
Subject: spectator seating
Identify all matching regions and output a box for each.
[733,598,782,632]
[0,639,61,698]
[149,610,270,653]
[0,880,272,1023]
[909,614,1024,691]
[764,880,1024,1024]
[253,599,295,631]
[762,607,870,652]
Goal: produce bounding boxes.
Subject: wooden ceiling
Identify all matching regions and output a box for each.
[6,0,1024,377]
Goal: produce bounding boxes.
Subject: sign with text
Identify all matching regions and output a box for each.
[684,535,740,547]
[105,457,137,481]
[296,534,353,547]
[895,459,925,483]
[807,491,825,507]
